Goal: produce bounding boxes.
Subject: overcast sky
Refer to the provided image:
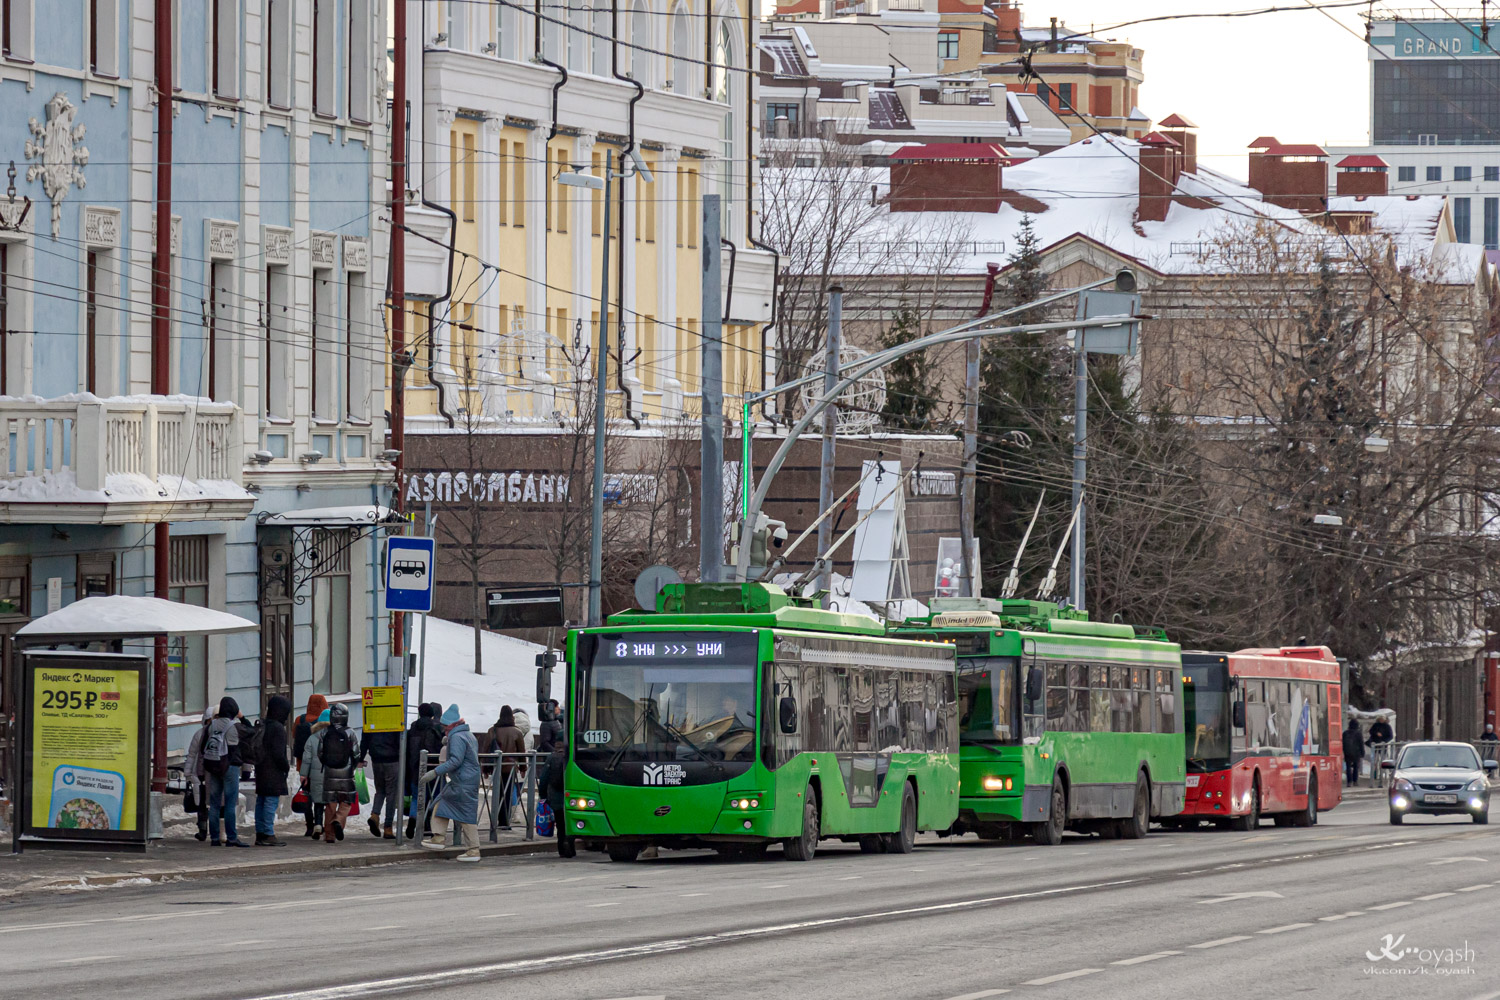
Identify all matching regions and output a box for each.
[1044,1,1373,178]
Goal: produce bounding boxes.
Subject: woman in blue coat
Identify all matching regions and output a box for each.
[419,704,482,862]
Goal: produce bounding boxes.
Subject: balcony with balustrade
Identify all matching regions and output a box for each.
[0,395,255,524]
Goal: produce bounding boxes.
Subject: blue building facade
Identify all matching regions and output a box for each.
[0,0,391,784]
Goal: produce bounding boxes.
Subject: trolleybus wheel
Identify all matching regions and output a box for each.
[886,784,918,854]
[1228,783,1260,832]
[784,788,820,862]
[607,843,642,863]
[1032,779,1066,846]
[1123,774,1150,840]
[1291,773,1317,827]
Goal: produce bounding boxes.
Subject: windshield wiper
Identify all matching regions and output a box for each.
[605,683,655,774]
[660,718,725,774]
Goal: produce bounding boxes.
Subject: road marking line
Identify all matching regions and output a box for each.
[241,877,1142,1000]
[837,876,862,881]
[56,956,116,965]
[1259,923,1313,934]
[1416,893,1455,901]
[942,991,1010,1000]
[1111,951,1182,966]
[587,902,623,908]
[478,913,516,919]
[1457,884,1491,892]
[678,893,707,897]
[1319,912,1364,921]
[1022,970,1102,986]
[762,884,790,889]
[241,940,269,945]
[1190,936,1252,949]
[368,925,403,931]
[1368,902,1411,911]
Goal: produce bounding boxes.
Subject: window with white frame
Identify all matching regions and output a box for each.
[264,265,290,419]
[671,5,692,94]
[312,267,335,419]
[313,0,336,116]
[0,244,12,394]
[347,0,371,122]
[567,0,586,70]
[444,0,467,49]
[211,0,240,99]
[310,530,352,695]
[591,2,609,75]
[3,0,34,62]
[206,261,232,400]
[168,535,210,715]
[346,270,369,421]
[631,1,652,86]
[89,0,119,77]
[265,0,290,108]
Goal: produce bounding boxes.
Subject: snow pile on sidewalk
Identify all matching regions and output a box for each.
[408,616,564,728]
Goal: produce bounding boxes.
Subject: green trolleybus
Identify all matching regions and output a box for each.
[563,582,960,862]
[892,598,1185,844]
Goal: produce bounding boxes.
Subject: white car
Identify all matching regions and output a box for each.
[1384,741,1496,825]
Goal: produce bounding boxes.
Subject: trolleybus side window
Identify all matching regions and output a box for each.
[1089,665,1110,731]
[1156,669,1178,734]
[1245,680,1270,752]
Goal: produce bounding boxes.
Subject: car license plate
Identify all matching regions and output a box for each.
[1186,775,1200,788]
[1424,793,1457,804]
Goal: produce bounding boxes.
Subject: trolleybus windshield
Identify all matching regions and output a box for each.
[956,657,1017,743]
[1183,660,1231,771]
[574,632,759,776]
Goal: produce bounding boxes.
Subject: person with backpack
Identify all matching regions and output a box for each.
[293,694,328,839]
[358,725,402,839]
[254,695,293,846]
[299,707,332,841]
[404,702,444,840]
[202,696,250,847]
[317,703,360,843]
[183,706,214,841]
[419,704,482,862]
[541,733,575,858]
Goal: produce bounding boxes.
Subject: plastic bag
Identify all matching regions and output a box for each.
[354,767,371,805]
[536,800,555,838]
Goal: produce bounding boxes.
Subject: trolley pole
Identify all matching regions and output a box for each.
[1069,342,1087,612]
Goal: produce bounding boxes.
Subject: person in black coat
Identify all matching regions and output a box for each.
[1367,717,1394,745]
[404,703,445,840]
[254,695,293,846]
[542,736,575,858]
[536,700,564,753]
[1341,720,1364,787]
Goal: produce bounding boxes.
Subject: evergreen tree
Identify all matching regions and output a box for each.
[879,306,942,431]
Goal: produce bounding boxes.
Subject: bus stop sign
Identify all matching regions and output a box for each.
[385,536,435,613]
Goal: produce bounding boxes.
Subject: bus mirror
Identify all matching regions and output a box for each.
[778,697,798,734]
[1025,666,1043,702]
[1232,700,1246,730]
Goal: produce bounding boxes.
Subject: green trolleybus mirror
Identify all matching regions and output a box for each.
[778,696,798,734]
[535,652,555,704]
[1025,665,1043,703]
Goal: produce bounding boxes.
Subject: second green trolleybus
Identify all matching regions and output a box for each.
[893,598,1186,844]
[562,582,960,861]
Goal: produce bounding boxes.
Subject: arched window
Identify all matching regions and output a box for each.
[567,0,587,70]
[495,0,516,60]
[631,1,653,86]
[671,4,693,95]
[714,16,742,241]
[592,2,610,75]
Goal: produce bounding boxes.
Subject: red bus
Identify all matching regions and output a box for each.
[1175,647,1343,830]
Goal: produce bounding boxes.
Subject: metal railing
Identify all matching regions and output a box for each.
[414,750,541,844]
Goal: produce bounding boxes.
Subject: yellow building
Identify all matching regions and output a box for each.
[395,0,775,426]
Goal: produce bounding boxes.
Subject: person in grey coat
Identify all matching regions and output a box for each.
[419,704,482,862]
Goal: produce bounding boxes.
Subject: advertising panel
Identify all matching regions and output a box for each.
[21,650,150,847]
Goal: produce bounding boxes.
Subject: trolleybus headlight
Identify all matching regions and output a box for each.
[743,820,753,830]
[983,777,1004,791]
[575,820,585,830]
[750,798,759,808]
[572,797,597,809]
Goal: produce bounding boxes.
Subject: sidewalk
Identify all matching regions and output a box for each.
[0,824,552,902]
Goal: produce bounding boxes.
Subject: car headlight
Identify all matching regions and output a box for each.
[1392,778,1413,791]
[1466,778,1487,792]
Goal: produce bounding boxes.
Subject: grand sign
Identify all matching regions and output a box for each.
[1384,21,1495,58]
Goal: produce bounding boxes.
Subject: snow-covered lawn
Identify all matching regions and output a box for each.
[407,616,564,732]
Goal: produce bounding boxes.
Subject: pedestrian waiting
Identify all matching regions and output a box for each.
[318,704,361,842]
[359,723,402,839]
[294,694,328,839]
[420,703,483,862]
[202,697,250,847]
[1341,718,1364,788]
[254,695,293,846]
[542,733,575,858]
[404,702,445,840]
[483,705,526,829]
[184,705,213,841]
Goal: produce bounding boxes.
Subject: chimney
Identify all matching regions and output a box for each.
[1335,155,1389,196]
[995,0,1021,52]
[1158,112,1198,175]
[1246,137,1329,214]
[1137,131,1180,223]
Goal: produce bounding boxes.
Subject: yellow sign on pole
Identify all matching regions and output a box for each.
[362,685,404,733]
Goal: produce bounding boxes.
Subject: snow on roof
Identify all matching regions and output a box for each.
[19,596,259,639]
[1127,106,1150,121]
[0,466,252,506]
[892,143,1010,161]
[772,134,1470,279]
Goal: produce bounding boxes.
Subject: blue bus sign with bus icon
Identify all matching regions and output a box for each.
[385,537,435,612]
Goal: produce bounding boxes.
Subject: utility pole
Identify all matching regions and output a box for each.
[817,286,842,607]
[588,150,614,626]
[1068,343,1087,611]
[150,0,173,797]
[390,0,408,657]
[960,335,979,599]
[699,194,724,583]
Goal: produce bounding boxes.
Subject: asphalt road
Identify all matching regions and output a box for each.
[3,797,1498,1000]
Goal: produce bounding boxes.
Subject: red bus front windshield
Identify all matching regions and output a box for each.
[1183,660,1231,772]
